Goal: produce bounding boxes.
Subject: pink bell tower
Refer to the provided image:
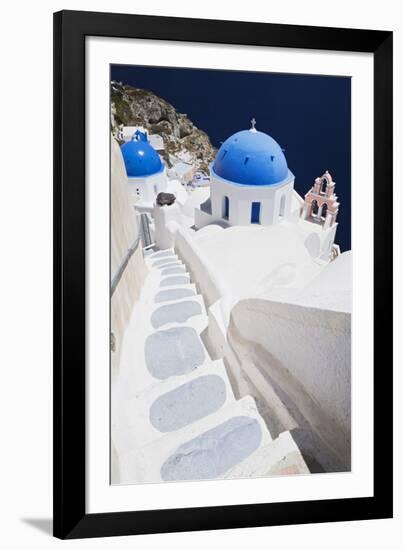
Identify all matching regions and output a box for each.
[300,171,341,261]
[301,171,339,229]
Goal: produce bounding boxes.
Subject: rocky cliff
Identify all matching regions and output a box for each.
[111,81,216,174]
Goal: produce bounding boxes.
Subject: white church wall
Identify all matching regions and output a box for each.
[234,198,258,225]
[128,169,167,206]
[288,190,305,223]
[207,172,294,226]
[210,186,224,219]
[273,181,293,220]
[194,207,216,228]
[259,200,275,225]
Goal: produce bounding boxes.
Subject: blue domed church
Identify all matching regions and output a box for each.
[195,120,295,228]
[121,130,167,209]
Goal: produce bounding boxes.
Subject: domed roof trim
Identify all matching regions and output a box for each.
[121,132,164,178]
[213,129,292,186]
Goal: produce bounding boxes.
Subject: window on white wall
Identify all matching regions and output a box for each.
[251,202,261,223]
[223,196,229,219]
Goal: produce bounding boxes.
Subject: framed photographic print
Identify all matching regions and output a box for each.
[53,10,393,539]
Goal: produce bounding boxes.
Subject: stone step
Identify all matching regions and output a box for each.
[146,251,179,268]
[151,259,184,271]
[118,395,272,484]
[158,264,187,277]
[221,430,310,480]
[127,322,211,395]
[158,273,192,288]
[153,285,197,304]
[149,254,183,267]
[148,248,177,261]
[112,359,235,453]
[148,294,207,331]
[146,258,193,287]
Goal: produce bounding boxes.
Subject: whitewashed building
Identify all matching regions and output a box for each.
[111,118,351,484]
[170,161,195,184]
[195,120,295,228]
[120,125,165,151]
[121,130,168,209]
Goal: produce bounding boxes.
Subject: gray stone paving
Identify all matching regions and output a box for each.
[151,300,202,328]
[145,326,205,379]
[150,375,226,432]
[153,259,181,268]
[160,416,262,481]
[138,251,267,482]
[160,276,189,287]
[152,251,175,259]
[161,266,185,276]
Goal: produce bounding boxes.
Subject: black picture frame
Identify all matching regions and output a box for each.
[53,9,393,539]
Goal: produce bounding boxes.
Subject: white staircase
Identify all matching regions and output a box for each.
[113,248,309,485]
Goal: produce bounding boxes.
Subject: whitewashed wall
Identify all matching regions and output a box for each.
[205,171,294,227]
[174,227,224,307]
[111,137,148,374]
[228,294,351,469]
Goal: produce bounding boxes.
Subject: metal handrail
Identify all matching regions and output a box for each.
[110,235,140,296]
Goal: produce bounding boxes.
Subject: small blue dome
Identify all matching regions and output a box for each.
[121,130,163,177]
[213,129,290,186]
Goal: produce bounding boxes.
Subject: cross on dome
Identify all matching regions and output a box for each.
[250,117,257,132]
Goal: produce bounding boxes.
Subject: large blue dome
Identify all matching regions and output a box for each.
[121,130,163,177]
[213,129,290,186]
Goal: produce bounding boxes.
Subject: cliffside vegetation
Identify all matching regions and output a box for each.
[111,81,216,174]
